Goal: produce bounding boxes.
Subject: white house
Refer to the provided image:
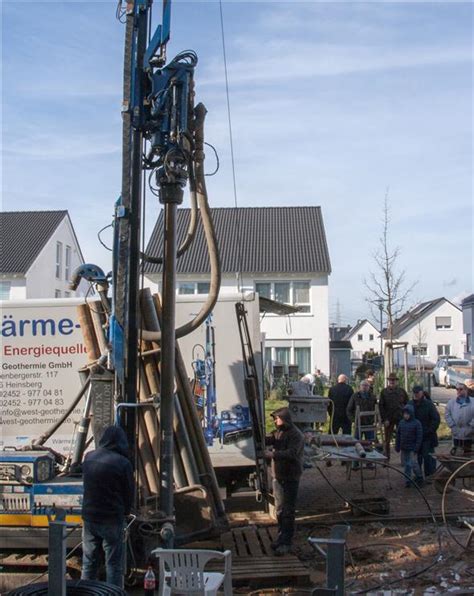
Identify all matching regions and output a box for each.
[385,298,465,365]
[343,319,380,361]
[0,210,87,299]
[144,206,332,376]
[461,293,473,367]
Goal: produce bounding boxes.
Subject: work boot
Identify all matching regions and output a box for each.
[270,540,281,550]
[274,544,291,556]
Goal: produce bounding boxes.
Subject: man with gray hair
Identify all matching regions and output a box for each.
[445,383,474,455]
[328,374,354,435]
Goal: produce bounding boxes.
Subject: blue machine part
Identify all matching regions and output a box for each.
[0,451,55,485]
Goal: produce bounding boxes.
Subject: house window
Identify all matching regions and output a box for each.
[255,282,271,299]
[65,245,72,282]
[357,334,363,341]
[55,289,61,298]
[177,282,210,295]
[56,242,63,279]
[264,347,272,367]
[369,334,374,341]
[64,291,71,297]
[295,347,311,375]
[275,347,290,368]
[437,344,451,356]
[435,316,451,330]
[255,281,310,313]
[293,281,310,313]
[274,282,290,304]
[412,344,428,356]
[467,333,471,354]
[0,281,11,300]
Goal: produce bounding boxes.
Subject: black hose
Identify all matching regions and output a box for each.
[32,377,90,446]
[312,454,443,594]
[7,579,126,595]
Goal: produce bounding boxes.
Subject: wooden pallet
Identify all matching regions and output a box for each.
[217,526,310,587]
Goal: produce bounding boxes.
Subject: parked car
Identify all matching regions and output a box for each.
[445,366,472,388]
[433,357,470,387]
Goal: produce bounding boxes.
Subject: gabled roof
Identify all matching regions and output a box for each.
[343,319,378,340]
[462,294,474,307]
[383,297,461,338]
[0,210,68,274]
[144,206,331,275]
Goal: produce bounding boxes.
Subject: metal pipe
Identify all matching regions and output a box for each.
[159,202,178,539]
[88,300,109,356]
[77,304,100,362]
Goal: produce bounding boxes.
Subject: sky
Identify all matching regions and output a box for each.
[2,1,473,325]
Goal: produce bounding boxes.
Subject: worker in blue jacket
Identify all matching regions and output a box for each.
[395,404,423,487]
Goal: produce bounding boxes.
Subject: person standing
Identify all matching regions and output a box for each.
[410,385,440,478]
[328,374,354,435]
[395,404,424,487]
[365,369,376,397]
[379,372,409,460]
[445,383,474,454]
[265,407,304,556]
[346,380,378,441]
[81,425,134,587]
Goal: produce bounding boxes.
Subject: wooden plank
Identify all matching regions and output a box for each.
[243,527,263,557]
[233,528,249,557]
[258,527,274,555]
[220,531,237,555]
[268,525,279,541]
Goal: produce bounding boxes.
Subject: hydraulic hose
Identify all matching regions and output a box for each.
[140,179,198,264]
[140,102,221,342]
[32,377,90,446]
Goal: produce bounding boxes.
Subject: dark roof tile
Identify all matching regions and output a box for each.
[144,206,331,274]
[0,211,68,273]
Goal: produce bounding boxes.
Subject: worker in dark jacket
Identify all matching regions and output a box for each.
[395,404,423,487]
[81,425,134,587]
[265,407,304,556]
[411,385,440,478]
[346,380,377,441]
[328,374,353,435]
[379,372,409,460]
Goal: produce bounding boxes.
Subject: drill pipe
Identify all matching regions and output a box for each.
[140,290,200,487]
[151,293,226,523]
[77,304,100,362]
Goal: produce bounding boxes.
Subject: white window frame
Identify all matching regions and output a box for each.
[437,344,451,356]
[412,344,428,356]
[65,245,72,282]
[435,316,452,330]
[55,289,61,298]
[177,281,210,295]
[357,334,363,341]
[369,334,374,341]
[56,242,63,279]
[254,280,311,313]
[0,281,11,300]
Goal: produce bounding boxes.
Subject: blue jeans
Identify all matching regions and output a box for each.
[273,478,300,546]
[82,519,124,587]
[417,439,437,477]
[401,450,423,483]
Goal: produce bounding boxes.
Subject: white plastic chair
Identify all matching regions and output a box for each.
[152,548,233,595]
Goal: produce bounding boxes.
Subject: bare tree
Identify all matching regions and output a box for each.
[414,322,427,372]
[365,191,416,345]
